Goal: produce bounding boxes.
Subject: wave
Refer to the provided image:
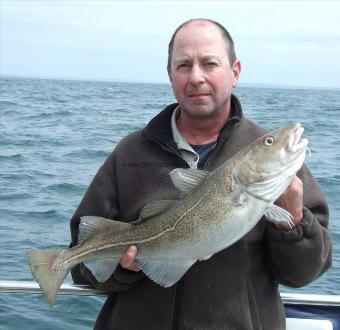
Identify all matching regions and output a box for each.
[24,110,73,120]
[318,176,340,186]
[42,182,86,194]
[0,209,66,222]
[0,100,19,107]
[1,135,36,147]
[25,209,64,220]
[63,149,110,159]
[0,173,34,180]
[0,193,32,201]
[30,171,55,178]
[2,137,66,148]
[0,153,26,161]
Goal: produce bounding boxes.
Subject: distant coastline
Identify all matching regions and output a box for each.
[1,74,339,91]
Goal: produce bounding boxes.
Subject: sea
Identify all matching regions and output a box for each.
[0,76,339,329]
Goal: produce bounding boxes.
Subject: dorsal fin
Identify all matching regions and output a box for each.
[170,168,209,195]
[78,216,130,243]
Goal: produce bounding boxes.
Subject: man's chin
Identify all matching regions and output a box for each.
[183,106,216,119]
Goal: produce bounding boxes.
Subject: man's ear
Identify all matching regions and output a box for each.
[167,65,173,83]
[232,59,241,87]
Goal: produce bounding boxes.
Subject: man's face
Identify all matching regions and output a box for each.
[168,22,240,119]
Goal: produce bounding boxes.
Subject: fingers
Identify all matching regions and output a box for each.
[120,245,140,272]
[275,176,304,230]
[287,176,303,194]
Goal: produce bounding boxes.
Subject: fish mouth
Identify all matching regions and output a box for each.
[287,123,308,153]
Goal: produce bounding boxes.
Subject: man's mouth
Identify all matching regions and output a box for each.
[188,93,210,98]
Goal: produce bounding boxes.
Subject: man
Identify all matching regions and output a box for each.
[70,19,332,329]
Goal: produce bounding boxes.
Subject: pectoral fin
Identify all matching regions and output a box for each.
[170,168,209,195]
[137,259,196,287]
[225,187,247,206]
[264,205,295,228]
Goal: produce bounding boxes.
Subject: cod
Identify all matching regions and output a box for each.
[27,122,308,307]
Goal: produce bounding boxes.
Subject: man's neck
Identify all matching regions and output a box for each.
[176,106,231,145]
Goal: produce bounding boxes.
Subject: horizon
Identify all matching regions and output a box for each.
[2,74,339,92]
[1,1,340,90]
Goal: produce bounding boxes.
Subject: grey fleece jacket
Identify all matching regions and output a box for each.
[70,95,332,330]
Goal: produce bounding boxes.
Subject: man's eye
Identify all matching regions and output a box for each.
[176,63,191,71]
[206,62,217,67]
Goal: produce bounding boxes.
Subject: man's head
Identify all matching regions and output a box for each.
[167,18,237,70]
[167,19,241,120]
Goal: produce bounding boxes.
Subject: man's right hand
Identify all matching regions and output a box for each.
[120,245,140,272]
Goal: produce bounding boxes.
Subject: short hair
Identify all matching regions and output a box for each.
[167,18,237,69]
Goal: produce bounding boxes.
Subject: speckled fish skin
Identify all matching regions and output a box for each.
[68,122,307,260]
[27,122,308,306]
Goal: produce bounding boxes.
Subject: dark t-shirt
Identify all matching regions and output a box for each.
[190,141,217,169]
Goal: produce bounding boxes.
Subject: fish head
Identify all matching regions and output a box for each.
[233,122,308,202]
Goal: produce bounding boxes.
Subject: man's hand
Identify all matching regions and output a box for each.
[274,176,304,231]
[120,245,140,272]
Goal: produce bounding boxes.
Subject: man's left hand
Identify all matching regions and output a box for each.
[274,176,304,231]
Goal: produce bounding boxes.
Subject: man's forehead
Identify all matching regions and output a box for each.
[175,20,222,39]
[178,20,219,33]
[172,21,226,51]
[172,34,228,62]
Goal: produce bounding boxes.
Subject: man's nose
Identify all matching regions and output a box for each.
[188,64,205,85]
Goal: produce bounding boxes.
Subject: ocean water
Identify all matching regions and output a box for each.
[0,77,339,329]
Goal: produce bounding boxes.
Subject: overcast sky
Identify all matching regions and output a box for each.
[1,1,340,88]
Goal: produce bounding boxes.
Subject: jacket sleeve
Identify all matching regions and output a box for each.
[69,153,144,292]
[266,164,332,287]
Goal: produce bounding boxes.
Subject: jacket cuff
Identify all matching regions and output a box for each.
[267,207,318,242]
[113,264,145,285]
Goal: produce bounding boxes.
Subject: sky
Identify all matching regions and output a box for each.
[1,0,340,89]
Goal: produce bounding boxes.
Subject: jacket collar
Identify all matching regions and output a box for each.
[141,94,243,152]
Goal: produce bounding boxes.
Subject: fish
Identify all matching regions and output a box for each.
[26,122,308,307]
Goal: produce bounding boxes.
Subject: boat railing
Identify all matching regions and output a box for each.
[0,280,340,306]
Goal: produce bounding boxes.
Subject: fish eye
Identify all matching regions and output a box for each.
[264,136,274,146]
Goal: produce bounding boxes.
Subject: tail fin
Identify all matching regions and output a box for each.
[26,250,69,307]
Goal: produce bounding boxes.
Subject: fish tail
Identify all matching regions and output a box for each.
[26,249,69,307]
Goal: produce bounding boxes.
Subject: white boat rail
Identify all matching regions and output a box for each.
[0,280,103,297]
[0,280,340,306]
